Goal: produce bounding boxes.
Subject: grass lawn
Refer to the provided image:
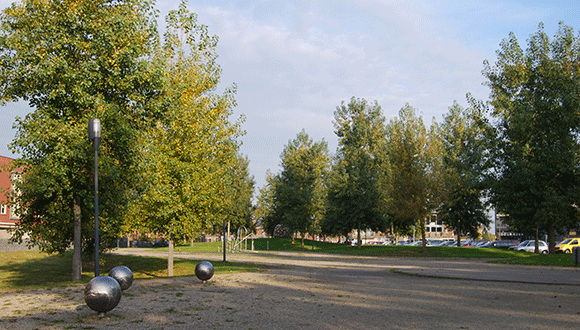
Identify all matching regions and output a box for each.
[3,238,578,292]
[249,237,580,267]
[0,249,260,292]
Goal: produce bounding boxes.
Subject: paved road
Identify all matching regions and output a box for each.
[106,248,580,329]
[113,248,580,285]
[2,248,580,329]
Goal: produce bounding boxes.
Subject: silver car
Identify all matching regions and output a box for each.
[516,240,549,254]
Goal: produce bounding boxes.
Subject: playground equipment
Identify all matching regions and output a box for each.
[218,226,254,253]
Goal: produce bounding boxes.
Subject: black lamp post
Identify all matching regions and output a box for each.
[88,118,101,276]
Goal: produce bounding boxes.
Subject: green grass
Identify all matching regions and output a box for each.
[146,241,224,253]
[3,238,577,291]
[250,237,580,267]
[0,250,260,292]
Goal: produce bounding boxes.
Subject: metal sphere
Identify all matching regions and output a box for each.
[84,276,122,314]
[195,261,214,282]
[108,266,133,291]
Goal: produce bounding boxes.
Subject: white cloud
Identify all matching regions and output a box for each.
[1,0,578,189]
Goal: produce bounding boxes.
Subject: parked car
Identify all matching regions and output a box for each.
[555,237,580,253]
[471,240,488,247]
[509,240,530,250]
[515,240,549,254]
[152,239,169,247]
[480,240,517,249]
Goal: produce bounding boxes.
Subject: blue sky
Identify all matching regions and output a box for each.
[1,0,579,190]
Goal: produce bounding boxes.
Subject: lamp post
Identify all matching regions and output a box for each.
[88,118,101,276]
[311,215,315,251]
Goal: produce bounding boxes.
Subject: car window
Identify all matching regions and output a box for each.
[573,239,579,245]
[561,238,572,244]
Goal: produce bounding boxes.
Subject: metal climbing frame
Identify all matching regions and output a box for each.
[218,226,254,253]
[229,226,253,252]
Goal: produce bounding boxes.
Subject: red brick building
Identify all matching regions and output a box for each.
[0,155,22,230]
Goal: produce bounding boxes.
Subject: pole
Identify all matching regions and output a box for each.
[94,142,99,277]
[223,218,227,262]
[312,216,314,251]
[88,118,101,277]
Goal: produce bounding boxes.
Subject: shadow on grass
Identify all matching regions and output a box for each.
[0,251,172,291]
[0,250,262,292]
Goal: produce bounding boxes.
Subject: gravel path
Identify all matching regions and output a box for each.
[1,249,580,329]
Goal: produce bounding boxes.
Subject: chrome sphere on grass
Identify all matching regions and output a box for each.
[195,261,214,282]
[84,276,122,314]
[108,265,133,291]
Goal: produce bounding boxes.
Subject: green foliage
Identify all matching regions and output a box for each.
[221,154,255,234]
[386,104,440,246]
[437,100,491,241]
[483,22,580,248]
[126,1,244,242]
[324,97,389,245]
[0,0,160,254]
[253,170,281,236]
[273,130,329,248]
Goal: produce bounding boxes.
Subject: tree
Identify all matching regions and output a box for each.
[325,97,389,248]
[253,170,281,236]
[386,104,441,251]
[221,153,255,236]
[0,0,160,280]
[126,2,243,275]
[273,130,329,248]
[437,100,491,246]
[483,23,580,252]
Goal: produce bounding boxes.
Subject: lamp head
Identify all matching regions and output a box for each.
[88,118,101,141]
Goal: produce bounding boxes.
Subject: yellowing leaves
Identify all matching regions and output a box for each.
[125,2,244,239]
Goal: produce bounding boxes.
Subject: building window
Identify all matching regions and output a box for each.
[0,204,6,215]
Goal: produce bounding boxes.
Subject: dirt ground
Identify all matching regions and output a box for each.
[1,250,580,329]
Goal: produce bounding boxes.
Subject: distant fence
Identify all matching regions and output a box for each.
[0,238,37,252]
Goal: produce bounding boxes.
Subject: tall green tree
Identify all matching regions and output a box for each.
[437,100,491,246]
[222,153,255,235]
[483,23,580,252]
[126,2,243,275]
[0,0,160,280]
[325,97,389,248]
[386,104,441,251]
[253,170,281,236]
[274,130,329,248]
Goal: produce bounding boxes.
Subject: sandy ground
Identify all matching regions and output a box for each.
[1,250,580,329]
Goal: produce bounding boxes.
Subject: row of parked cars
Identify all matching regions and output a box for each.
[364,237,580,254]
[401,239,550,253]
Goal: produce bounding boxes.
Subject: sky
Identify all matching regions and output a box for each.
[1,0,579,192]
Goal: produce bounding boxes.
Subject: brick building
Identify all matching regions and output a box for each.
[0,155,22,230]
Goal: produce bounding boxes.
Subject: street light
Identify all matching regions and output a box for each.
[311,215,315,251]
[88,118,101,276]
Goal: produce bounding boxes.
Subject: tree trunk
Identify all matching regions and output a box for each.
[548,223,556,255]
[534,227,540,254]
[357,221,361,249]
[456,221,461,247]
[168,239,174,277]
[421,218,427,253]
[72,196,82,281]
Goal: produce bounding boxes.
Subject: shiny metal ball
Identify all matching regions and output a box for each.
[84,276,122,313]
[108,266,133,291]
[195,261,214,282]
